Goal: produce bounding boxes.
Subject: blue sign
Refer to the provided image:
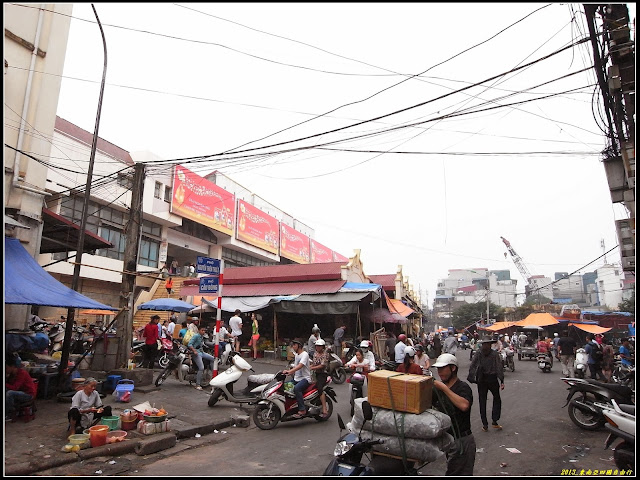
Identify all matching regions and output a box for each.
[199,277,220,294]
[197,256,221,275]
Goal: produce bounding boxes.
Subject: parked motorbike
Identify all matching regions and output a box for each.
[48,323,66,355]
[562,377,634,431]
[157,337,176,369]
[602,399,635,471]
[537,352,552,373]
[323,400,420,476]
[326,345,347,384]
[154,339,213,387]
[347,369,367,417]
[252,370,337,430]
[574,348,588,379]
[377,359,398,372]
[155,340,188,387]
[501,347,516,372]
[207,351,274,407]
[611,361,635,391]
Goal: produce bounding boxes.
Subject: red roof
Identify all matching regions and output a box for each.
[368,274,396,291]
[180,280,346,297]
[183,262,348,286]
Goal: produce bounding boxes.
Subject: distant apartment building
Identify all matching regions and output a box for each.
[433,268,518,319]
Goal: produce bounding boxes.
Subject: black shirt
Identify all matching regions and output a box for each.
[558,336,577,356]
[432,378,473,438]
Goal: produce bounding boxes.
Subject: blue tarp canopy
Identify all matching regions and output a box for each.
[4,237,118,310]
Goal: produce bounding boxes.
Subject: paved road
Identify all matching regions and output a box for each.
[119,350,621,476]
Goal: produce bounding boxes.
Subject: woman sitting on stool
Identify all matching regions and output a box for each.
[67,377,112,434]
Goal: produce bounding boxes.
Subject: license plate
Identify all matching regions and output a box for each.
[539,362,546,367]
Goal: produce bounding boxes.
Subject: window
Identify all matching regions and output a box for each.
[154,182,162,199]
[97,225,126,260]
[139,236,160,267]
[222,247,274,268]
[164,185,171,203]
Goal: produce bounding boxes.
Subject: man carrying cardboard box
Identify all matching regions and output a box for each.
[431,353,475,476]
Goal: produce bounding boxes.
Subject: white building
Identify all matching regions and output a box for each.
[595,264,624,310]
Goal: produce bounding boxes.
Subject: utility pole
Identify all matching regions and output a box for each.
[59,4,107,381]
[486,271,490,323]
[116,162,145,369]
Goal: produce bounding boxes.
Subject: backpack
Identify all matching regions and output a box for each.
[592,343,603,362]
[182,329,195,346]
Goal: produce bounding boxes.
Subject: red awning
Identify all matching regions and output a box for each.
[40,208,113,254]
[179,280,346,297]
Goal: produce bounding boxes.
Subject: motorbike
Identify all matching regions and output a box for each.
[157,337,175,369]
[155,340,188,387]
[326,345,347,384]
[574,348,588,379]
[347,368,367,417]
[377,359,398,371]
[602,399,635,471]
[537,352,552,373]
[323,400,421,476]
[611,361,635,391]
[501,347,516,372]
[342,341,357,364]
[252,370,337,430]
[562,377,634,431]
[154,339,213,387]
[48,322,66,355]
[207,351,274,407]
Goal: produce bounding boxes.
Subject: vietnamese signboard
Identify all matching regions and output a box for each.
[199,276,220,294]
[332,251,349,262]
[171,165,235,236]
[236,199,279,255]
[310,239,333,263]
[196,256,221,275]
[280,223,310,264]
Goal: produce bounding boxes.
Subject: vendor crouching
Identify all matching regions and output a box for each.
[67,377,112,434]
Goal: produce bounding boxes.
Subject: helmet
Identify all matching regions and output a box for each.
[398,334,407,342]
[360,340,371,348]
[432,353,458,368]
[554,333,559,337]
[314,339,326,347]
[404,346,416,357]
[312,324,320,333]
[414,344,424,352]
[290,339,303,348]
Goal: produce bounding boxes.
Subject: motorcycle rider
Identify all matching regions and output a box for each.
[358,340,376,372]
[394,334,408,365]
[188,325,216,390]
[309,338,330,417]
[283,339,312,417]
[308,324,321,353]
[414,344,430,373]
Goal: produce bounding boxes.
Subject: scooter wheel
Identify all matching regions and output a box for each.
[253,403,281,430]
[331,368,347,385]
[314,398,333,422]
[208,388,222,407]
[158,353,169,369]
[155,368,171,387]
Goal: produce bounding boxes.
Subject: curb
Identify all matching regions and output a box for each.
[5,417,248,475]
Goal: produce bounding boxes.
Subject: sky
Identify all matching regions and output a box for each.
[53,3,635,307]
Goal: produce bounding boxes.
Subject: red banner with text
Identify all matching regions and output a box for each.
[171,165,235,236]
[236,199,280,254]
[310,239,333,263]
[280,224,310,264]
[332,251,349,262]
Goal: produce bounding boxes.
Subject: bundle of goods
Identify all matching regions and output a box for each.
[137,406,169,435]
[347,397,454,463]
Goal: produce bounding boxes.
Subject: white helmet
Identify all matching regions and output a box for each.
[360,340,371,349]
[554,333,559,337]
[312,324,320,333]
[314,339,326,347]
[404,346,416,357]
[432,353,458,368]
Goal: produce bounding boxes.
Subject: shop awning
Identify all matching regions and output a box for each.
[40,208,113,254]
[514,313,559,328]
[568,323,612,334]
[179,280,345,297]
[482,321,518,332]
[4,237,118,310]
[274,291,371,315]
[194,295,298,313]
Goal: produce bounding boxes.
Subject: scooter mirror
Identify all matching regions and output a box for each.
[337,414,345,430]
[362,401,373,421]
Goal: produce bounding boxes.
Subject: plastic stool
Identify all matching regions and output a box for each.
[13,398,37,423]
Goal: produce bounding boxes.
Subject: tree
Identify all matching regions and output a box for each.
[523,295,552,306]
[618,288,635,316]
[451,302,501,330]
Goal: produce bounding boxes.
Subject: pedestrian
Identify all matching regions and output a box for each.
[170,259,179,275]
[168,313,177,339]
[165,276,174,295]
[141,315,160,369]
[557,330,577,377]
[394,334,408,364]
[618,337,633,367]
[178,321,188,340]
[5,355,38,422]
[160,320,169,339]
[308,324,321,353]
[188,325,216,390]
[443,334,458,355]
[601,342,615,382]
[188,263,196,277]
[431,353,475,476]
[551,332,560,359]
[67,377,112,434]
[283,339,312,417]
[309,338,330,417]
[333,324,346,353]
[584,334,605,381]
[433,333,442,357]
[160,263,169,278]
[249,313,260,360]
[229,309,243,352]
[469,339,504,432]
[384,331,396,361]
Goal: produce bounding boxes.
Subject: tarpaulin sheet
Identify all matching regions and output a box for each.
[274,292,369,315]
[482,321,518,332]
[568,323,612,334]
[196,295,298,313]
[514,313,559,328]
[4,237,118,310]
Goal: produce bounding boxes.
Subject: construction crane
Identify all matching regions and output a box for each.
[500,236,534,297]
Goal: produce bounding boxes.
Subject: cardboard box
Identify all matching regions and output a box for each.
[367,370,433,414]
[137,419,170,435]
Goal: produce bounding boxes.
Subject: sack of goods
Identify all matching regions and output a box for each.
[346,397,454,463]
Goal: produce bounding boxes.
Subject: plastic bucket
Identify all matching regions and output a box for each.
[89,425,109,447]
[100,416,120,431]
[120,412,138,431]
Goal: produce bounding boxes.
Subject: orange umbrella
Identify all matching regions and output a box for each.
[515,313,559,328]
[80,309,117,315]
